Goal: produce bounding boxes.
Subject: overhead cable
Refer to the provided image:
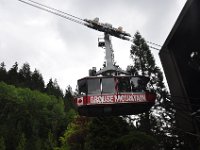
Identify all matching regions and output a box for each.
[27,0,84,21]
[18,0,85,25]
[148,45,160,51]
[146,40,162,47]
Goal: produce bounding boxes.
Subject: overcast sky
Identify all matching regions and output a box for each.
[0,0,186,90]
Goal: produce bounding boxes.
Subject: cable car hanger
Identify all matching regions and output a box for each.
[19,0,157,116]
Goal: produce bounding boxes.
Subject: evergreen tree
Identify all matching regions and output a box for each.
[45,78,63,98]
[18,63,32,88]
[0,62,7,82]
[31,69,45,92]
[129,32,178,148]
[52,79,63,98]
[46,78,54,93]
[64,85,75,112]
[7,62,19,86]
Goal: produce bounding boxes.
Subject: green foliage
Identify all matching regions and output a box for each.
[0,62,78,150]
[66,109,77,123]
[45,78,63,98]
[0,82,66,150]
[16,133,26,150]
[84,117,129,150]
[30,69,45,92]
[113,131,158,150]
[18,63,32,88]
[0,62,7,82]
[0,62,63,98]
[7,62,19,86]
[58,116,89,150]
[0,136,6,150]
[64,86,76,112]
[56,115,158,150]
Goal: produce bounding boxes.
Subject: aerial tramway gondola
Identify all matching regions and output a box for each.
[76,75,156,116]
[19,0,157,116]
[75,28,156,116]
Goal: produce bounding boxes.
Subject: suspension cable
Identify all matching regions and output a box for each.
[148,45,160,51]
[18,0,85,25]
[26,0,84,21]
[146,40,162,47]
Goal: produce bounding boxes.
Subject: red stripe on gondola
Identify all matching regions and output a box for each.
[76,92,156,106]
